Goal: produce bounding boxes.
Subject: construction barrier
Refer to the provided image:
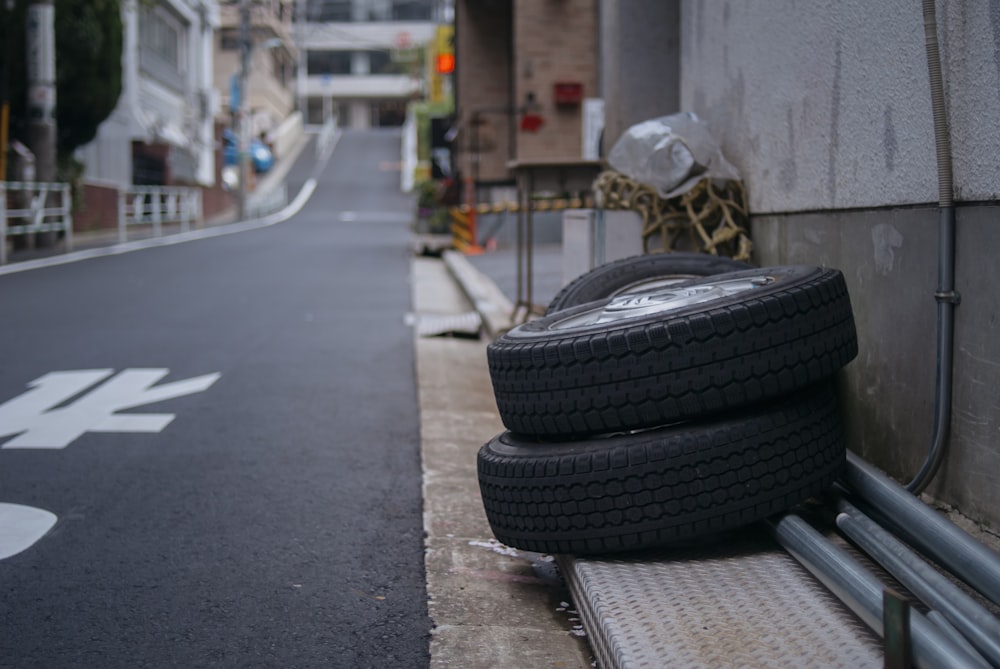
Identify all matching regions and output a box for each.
[449,205,483,254]
[451,197,593,254]
[473,197,586,215]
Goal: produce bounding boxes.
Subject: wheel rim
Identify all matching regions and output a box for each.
[551,275,776,329]
[607,274,701,297]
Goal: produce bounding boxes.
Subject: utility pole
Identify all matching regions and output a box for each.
[26,0,58,247]
[1,0,15,183]
[26,0,57,183]
[237,0,250,220]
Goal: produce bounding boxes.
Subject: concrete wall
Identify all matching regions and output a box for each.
[599,0,680,152]
[677,0,1000,526]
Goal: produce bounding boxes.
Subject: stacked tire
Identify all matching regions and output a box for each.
[477,256,858,555]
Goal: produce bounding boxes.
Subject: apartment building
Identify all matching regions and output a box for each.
[214,0,300,157]
[296,0,451,128]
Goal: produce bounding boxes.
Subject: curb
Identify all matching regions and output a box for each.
[442,249,513,339]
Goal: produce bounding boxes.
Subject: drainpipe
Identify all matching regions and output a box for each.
[907,0,958,494]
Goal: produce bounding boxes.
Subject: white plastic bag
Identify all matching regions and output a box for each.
[607,112,740,199]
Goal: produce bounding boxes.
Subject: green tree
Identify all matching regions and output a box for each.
[1,0,123,165]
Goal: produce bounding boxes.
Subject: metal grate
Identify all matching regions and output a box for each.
[558,532,883,669]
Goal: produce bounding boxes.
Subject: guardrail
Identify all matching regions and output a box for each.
[316,113,338,160]
[118,186,202,243]
[0,181,73,265]
[246,183,287,219]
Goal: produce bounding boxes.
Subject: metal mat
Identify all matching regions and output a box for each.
[558,531,883,669]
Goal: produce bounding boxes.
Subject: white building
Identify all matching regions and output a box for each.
[296,0,451,128]
[78,0,219,188]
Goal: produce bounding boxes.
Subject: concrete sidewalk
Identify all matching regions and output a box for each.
[412,256,594,668]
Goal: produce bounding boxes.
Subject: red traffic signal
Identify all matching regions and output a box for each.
[436,53,455,74]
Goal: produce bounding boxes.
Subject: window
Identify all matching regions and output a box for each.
[220,28,240,52]
[307,0,353,22]
[304,0,436,22]
[139,4,187,91]
[392,1,431,21]
[307,51,353,75]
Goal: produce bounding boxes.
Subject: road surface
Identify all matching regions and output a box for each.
[0,129,431,668]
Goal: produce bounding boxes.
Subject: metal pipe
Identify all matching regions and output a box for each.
[768,513,990,669]
[928,611,990,667]
[844,451,1000,607]
[909,0,958,494]
[835,496,1000,667]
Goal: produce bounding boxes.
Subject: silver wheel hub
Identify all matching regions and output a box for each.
[552,275,775,329]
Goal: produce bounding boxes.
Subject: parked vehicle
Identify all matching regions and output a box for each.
[222,129,274,174]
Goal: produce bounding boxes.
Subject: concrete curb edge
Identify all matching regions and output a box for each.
[442,250,514,339]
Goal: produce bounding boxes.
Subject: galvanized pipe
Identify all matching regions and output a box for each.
[909,0,959,494]
[844,452,1000,607]
[768,513,990,669]
[835,497,1000,667]
[927,611,992,668]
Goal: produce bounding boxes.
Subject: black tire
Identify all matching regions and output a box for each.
[477,383,845,555]
[488,265,857,438]
[548,252,753,313]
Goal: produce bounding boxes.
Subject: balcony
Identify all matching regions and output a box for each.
[299,74,421,99]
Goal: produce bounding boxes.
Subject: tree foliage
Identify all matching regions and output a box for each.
[1,0,123,161]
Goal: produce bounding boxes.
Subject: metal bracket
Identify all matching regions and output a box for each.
[883,588,913,669]
[934,290,962,305]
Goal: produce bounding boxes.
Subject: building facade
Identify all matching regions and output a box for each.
[453,0,1000,531]
[78,0,219,189]
[296,0,450,128]
[453,0,599,198]
[214,0,300,157]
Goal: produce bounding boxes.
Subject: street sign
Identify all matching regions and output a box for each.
[0,369,221,449]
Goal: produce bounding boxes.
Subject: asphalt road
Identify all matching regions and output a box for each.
[0,130,431,668]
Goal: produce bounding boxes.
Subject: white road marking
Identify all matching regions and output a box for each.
[0,503,58,560]
[0,369,221,449]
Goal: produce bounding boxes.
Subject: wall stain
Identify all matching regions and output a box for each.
[827,38,842,207]
[872,223,903,275]
[779,106,797,192]
[992,0,1000,102]
[883,106,898,172]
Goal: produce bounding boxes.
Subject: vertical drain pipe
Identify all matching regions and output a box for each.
[908,0,958,494]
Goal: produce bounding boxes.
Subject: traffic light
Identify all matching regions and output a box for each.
[436,53,455,74]
[435,25,454,74]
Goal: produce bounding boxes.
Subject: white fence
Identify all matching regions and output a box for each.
[118,187,202,243]
[246,183,288,219]
[0,181,73,265]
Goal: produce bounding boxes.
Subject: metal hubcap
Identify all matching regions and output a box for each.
[551,275,776,329]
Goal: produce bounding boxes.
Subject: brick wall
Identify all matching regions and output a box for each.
[455,0,513,184]
[76,182,120,232]
[512,0,598,162]
[455,0,599,185]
